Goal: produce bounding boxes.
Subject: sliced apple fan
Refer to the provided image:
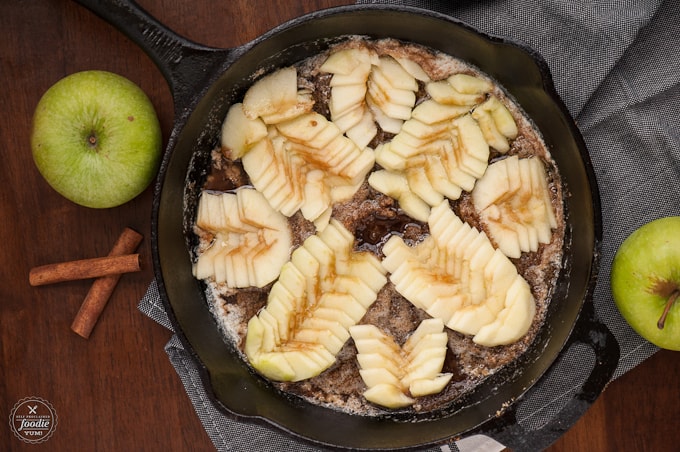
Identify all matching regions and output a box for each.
[382,202,536,347]
[192,189,291,289]
[244,220,387,382]
[369,76,519,222]
[350,318,452,409]
[472,155,558,259]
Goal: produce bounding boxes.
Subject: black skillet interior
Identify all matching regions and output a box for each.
[75,1,617,449]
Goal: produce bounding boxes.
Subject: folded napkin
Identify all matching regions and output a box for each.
[139,0,680,450]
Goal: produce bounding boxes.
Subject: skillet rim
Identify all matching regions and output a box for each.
[149,3,610,449]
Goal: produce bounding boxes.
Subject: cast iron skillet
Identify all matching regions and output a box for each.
[74,1,619,449]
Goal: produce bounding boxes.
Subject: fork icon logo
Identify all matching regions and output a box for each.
[9,397,58,444]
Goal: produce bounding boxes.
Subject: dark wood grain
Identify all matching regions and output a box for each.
[1,1,678,451]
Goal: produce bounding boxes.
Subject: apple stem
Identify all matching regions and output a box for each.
[657,290,679,330]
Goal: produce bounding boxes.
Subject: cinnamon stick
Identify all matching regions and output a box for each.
[29,254,141,286]
[70,227,144,339]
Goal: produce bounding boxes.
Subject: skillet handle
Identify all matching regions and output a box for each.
[476,301,620,451]
[72,0,233,116]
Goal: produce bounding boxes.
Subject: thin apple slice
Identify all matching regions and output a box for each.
[321,47,379,147]
[395,56,431,82]
[259,91,315,125]
[410,99,469,125]
[363,384,415,409]
[332,104,365,133]
[368,170,431,222]
[320,47,375,82]
[409,374,453,397]
[369,100,507,222]
[366,95,404,134]
[376,55,419,91]
[472,106,510,153]
[330,84,368,119]
[447,73,493,94]
[477,95,518,140]
[452,114,489,175]
[220,103,268,159]
[242,66,299,120]
[426,80,484,106]
[345,109,378,150]
[406,166,444,207]
[472,277,536,346]
[367,82,414,120]
[471,155,514,210]
[366,55,419,127]
[357,353,403,378]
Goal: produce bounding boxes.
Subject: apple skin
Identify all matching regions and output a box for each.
[31,70,162,208]
[611,216,680,351]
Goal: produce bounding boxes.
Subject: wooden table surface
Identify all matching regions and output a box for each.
[2,1,678,451]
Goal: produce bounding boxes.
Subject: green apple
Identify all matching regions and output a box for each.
[31,70,162,208]
[611,217,680,351]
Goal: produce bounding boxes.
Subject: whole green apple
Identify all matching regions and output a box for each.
[31,70,162,208]
[611,216,680,351]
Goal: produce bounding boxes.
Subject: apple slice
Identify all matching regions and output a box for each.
[395,56,431,82]
[259,91,315,125]
[366,55,419,127]
[367,82,414,120]
[242,66,299,120]
[472,106,510,153]
[320,47,375,83]
[479,96,518,140]
[410,99,469,125]
[426,80,484,106]
[447,73,493,94]
[471,155,514,210]
[452,114,489,175]
[220,103,268,159]
[471,96,518,154]
[376,56,419,91]
[363,384,415,409]
[366,95,404,134]
[369,98,504,223]
[300,169,331,222]
[409,374,453,398]
[345,109,378,150]
[321,47,379,147]
[406,166,444,207]
[329,84,368,119]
